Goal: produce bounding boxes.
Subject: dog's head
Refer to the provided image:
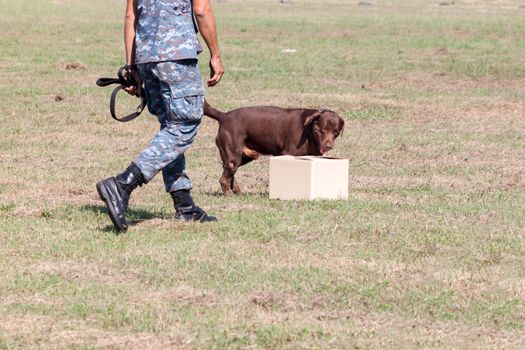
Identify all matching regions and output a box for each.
[304,109,345,155]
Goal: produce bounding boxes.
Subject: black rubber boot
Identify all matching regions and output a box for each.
[171,189,217,223]
[96,163,144,233]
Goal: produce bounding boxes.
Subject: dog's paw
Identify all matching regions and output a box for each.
[232,182,241,194]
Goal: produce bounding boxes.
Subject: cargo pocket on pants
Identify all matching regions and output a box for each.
[168,95,204,125]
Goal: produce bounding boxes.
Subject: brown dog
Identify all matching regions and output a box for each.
[204,100,345,195]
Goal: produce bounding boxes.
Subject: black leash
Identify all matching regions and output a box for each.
[96,66,147,122]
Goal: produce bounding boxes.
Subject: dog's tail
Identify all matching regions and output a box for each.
[203,100,226,122]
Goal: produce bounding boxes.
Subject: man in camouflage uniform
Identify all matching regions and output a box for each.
[96,0,224,232]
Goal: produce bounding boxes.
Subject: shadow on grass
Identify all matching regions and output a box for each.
[203,190,269,199]
[81,204,173,234]
[203,191,226,197]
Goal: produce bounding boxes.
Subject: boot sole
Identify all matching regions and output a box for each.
[96,181,127,233]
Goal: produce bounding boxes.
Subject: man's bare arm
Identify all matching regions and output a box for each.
[193,0,224,87]
[124,0,137,66]
[123,0,141,95]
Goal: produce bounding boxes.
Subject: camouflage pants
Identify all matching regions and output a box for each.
[133,60,205,193]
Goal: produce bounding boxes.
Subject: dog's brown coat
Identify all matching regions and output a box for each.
[204,101,345,195]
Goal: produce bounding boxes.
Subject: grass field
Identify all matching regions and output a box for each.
[1,0,525,348]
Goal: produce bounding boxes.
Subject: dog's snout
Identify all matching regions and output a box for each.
[319,141,333,155]
[322,141,333,150]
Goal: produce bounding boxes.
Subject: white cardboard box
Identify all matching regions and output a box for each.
[269,156,349,200]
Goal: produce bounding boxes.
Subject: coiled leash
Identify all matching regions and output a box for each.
[96,66,147,122]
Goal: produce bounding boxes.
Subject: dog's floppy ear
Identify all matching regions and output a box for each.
[304,110,322,126]
[339,118,345,137]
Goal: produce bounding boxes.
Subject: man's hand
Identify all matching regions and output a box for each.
[208,56,224,87]
[193,0,224,87]
[124,69,143,97]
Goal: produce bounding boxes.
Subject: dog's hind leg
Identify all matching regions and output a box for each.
[242,146,260,161]
[219,169,234,196]
[220,159,240,196]
[216,131,245,195]
[231,176,241,194]
[230,149,259,194]
[229,147,260,194]
[231,170,243,194]
[240,146,259,166]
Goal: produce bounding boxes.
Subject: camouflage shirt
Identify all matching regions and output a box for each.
[135,0,203,64]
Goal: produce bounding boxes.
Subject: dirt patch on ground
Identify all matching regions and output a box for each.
[0,315,193,350]
[211,202,265,212]
[1,205,45,218]
[29,261,145,285]
[135,285,221,308]
[250,292,302,312]
[59,61,87,71]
